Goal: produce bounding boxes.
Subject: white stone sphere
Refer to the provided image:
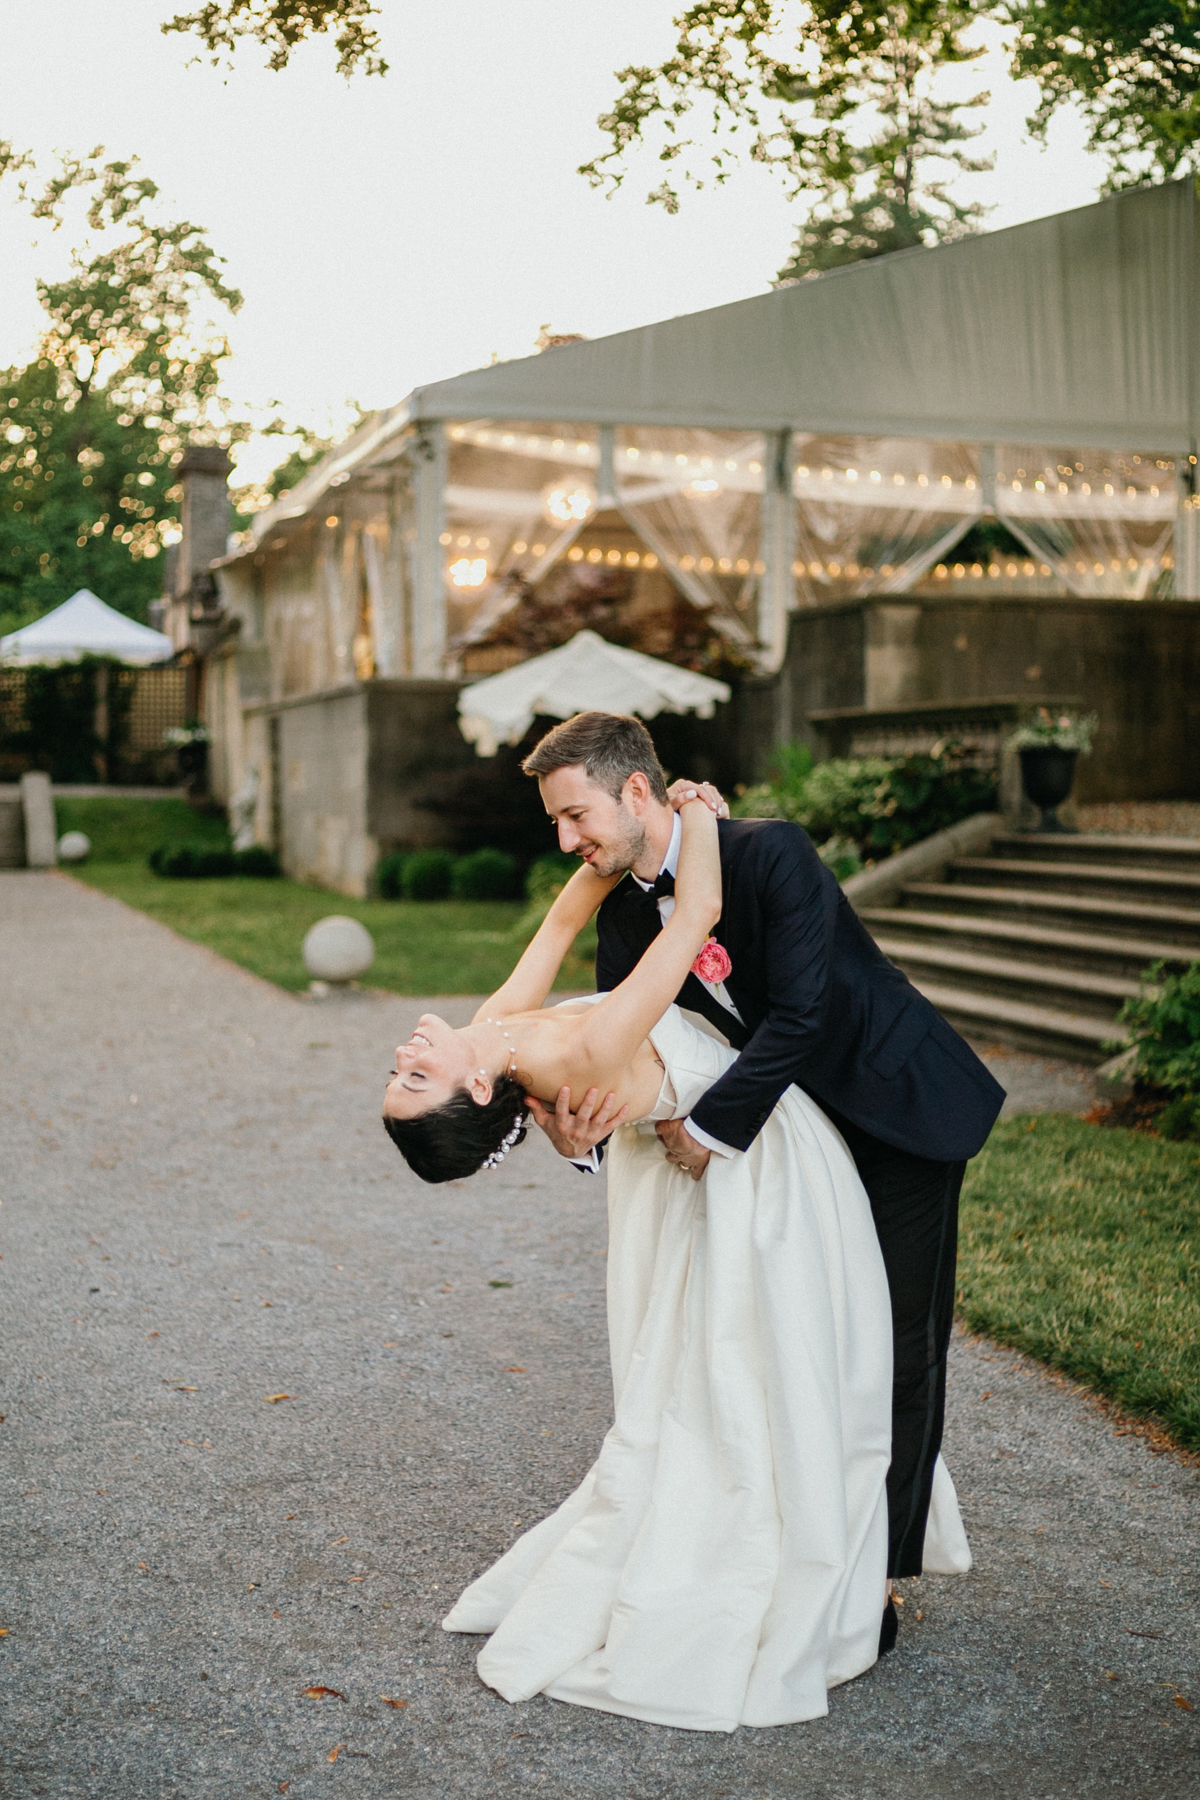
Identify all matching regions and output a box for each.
[57,831,91,864]
[302,915,374,982]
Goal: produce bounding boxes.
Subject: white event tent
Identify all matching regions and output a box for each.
[457,629,731,755]
[1,590,175,666]
[220,179,1200,684]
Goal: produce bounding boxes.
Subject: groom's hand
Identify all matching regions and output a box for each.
[655,1118,712,1181]
[526,1085,629,1160]
[666,778,729,819]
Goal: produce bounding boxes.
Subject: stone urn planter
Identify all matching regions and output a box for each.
[1019,745,1079,833]
[175,738,208,796]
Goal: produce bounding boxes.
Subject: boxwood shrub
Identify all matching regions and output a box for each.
[450,847,522,901]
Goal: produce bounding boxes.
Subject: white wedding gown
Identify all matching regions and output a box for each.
[443,1003,970,1732]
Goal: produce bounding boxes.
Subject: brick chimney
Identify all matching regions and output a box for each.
[175,445,233,620]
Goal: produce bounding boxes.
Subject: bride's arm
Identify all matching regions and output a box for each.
[576,799,721,1068]
[473,862,619,1023]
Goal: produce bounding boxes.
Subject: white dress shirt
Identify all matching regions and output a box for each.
[571,813,739,1170]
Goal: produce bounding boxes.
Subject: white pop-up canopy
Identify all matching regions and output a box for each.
[457,629,731,756]
[0,589,175,665]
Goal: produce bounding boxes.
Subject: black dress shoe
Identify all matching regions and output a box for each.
[878,1596,898,1657]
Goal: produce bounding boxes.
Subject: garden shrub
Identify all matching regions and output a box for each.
[1117,961,1200,1140]
[376,852,409,900]
[451,847,522,901]
[232,846,282,878]
[733,742,997,863]
[150,841,235,878]
[149,841,281,879]
[400,849,455,901]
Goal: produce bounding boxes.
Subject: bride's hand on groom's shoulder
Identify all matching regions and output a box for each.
[526,1085,629,1160]
[666,778,729,819]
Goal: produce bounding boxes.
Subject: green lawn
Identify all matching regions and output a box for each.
[55,796,591,996]
[959,1114,1200,1452]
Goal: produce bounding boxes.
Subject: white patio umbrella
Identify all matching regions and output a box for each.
[0,589,174,665]
[457,629,732,757]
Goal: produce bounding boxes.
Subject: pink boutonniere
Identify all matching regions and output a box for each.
[691,938,732,983]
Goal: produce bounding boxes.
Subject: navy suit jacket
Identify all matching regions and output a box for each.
[595,816,1003,1163]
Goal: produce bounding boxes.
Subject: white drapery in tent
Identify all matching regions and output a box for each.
[615,427,765,625]
[457,629,731,757]
[1,589,174,665]
[791,438,982,603]
[994,446,1176,598]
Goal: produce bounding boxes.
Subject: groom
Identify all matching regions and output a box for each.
[521,710,1004,1645]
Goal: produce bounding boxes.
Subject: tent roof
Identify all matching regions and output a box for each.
[457,630,731,756]
[233,183,1199,561]
[0,589,175,665]
[411,181,1199,452]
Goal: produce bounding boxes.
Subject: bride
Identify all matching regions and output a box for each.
[382,799,969,1732]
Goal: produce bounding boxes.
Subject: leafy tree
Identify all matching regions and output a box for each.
[0,152,243,636]
[578,1,992,277]
[148,0,1200,199]
[163,0,385,75]
[1004,0,1200,186]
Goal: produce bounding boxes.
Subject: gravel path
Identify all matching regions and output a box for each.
[1,871,1196,1800]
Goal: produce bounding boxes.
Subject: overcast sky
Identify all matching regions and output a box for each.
[0,1,1109,480]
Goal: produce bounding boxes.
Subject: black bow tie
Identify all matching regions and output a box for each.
[649,869,676,900]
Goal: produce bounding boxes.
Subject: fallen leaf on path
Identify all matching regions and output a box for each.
[1099,1581,1113,1589]
[347,1576,365,1583]
[1126,1628,1163,1638]
[1174,1695,1193,1711]
[301,1686,346,1701]
[328,1744,345,1763]
[278,1784,289,1794]
[0,1628,9,1637]
[489,1280,513,1288]
[263,1394,292,1404]
[507,1367,526,1373]
[379,1696,407,1708]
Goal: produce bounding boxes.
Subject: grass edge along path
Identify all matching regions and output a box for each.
[65,861,595,997]
[958,1113,1200,1455]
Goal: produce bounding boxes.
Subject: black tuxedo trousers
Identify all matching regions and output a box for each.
[594,817,1003,1580]
[821,1104,964,1578]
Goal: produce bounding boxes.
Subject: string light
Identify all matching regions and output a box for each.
[449,557,488,588]
[545,487,592,523]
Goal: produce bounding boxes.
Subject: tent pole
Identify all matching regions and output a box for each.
[1177,452,1199,600]
[596,425,616,507]
[412,423,448,675]
[759,430,797,670]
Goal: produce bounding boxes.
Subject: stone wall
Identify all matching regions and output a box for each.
[780,596,1200,800]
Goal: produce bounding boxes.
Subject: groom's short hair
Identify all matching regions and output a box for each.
[522,712,668,804]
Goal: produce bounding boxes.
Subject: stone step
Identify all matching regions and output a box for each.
[875,936,1139,1019]
[912,979,1119,1063]
[992,831,1200,871]
[0,795,24,869]
[858,906,1191,980]
[902,881,1200,947]
[947,856,1200,906]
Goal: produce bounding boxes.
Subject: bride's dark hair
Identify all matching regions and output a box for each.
[382,1074,528,1184]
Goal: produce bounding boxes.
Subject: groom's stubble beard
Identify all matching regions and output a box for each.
[586,805,649,880]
